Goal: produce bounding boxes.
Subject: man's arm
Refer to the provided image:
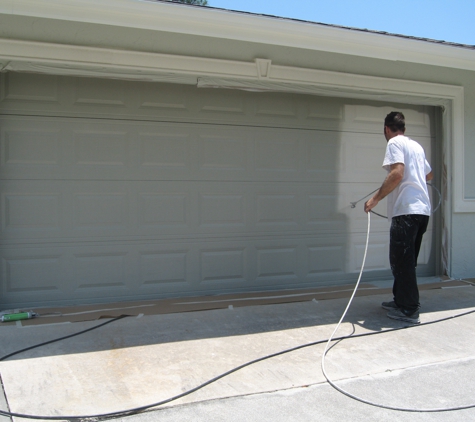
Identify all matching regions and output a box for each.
[364,163,404,213]
[426,171,433,182]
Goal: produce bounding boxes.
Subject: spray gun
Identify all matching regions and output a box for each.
[350,188,391,219]
[350,183,441,218]
[350,189,379,209]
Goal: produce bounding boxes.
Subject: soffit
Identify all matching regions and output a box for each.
[1,0,475,72]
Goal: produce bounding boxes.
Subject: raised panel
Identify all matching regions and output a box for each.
[3,194,61,231]
[140,251,188,285]
[308,245,345,274]
[2,129,60,165]
[344,104,434,137]
[344,133,385,179]
[200,91,245,114]
[353,240,389,272]
[139,194,187,226]
[257,247,298,279]
[257,195,298,226]
[139,132,188,167]
[200,194,245,226]
[306,136,341,173]
[307,98,344,121]
[74,78,126,106]
[256,96,297,118]
[139,84,188,110]
[74,130,127,166]
[74,194,127,228]
[2,73,59,102]
[201,249,245,282]
[74,253,127,289]
[4,256,62,292]
[198,134,247,170]
[255,136,299,171]
[307,194,340,223]
[350,105,429,128]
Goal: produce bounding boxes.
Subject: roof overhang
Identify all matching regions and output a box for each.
[3,0,475,72]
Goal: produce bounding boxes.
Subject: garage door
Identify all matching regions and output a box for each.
[0,73,438,308]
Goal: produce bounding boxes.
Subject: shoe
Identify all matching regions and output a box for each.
[381,300,399,311]
[387,308,420,324]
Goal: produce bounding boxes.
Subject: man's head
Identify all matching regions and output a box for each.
[384,111,406,140]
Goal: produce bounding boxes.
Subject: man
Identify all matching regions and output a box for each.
[364,111,433,324]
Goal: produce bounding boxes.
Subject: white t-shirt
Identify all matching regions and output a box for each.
[382,135,432,220]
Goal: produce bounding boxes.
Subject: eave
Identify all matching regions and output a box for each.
[2,0,475,72]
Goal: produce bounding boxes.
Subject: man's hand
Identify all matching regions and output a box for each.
[364,197,379,213]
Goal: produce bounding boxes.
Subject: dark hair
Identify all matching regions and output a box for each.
[384,111,405,132]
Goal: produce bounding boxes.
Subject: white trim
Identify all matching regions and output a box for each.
[3,0,475,72]
[0,37,469,213]
[0,39,257,81]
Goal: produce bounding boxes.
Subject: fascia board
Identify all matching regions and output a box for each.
[5,38,459,102]
[269,65,462,103]
[0,38,460,99]
[3,0,475,72]
[0,39,257,79]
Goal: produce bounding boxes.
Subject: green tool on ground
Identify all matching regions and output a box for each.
[0,312,37,322]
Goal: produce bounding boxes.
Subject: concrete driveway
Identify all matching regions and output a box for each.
[1,278,475,422]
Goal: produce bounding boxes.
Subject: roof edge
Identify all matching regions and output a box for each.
[2,0,475,72]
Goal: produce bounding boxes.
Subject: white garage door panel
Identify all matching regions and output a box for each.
[1,73,435,136]
[2,236,352,305]
[1,180,355,240]
[344,104,434,137]
[0,74,437,307]
[1,118,341,183]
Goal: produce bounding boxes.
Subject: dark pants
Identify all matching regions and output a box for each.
[390,214,430,315]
